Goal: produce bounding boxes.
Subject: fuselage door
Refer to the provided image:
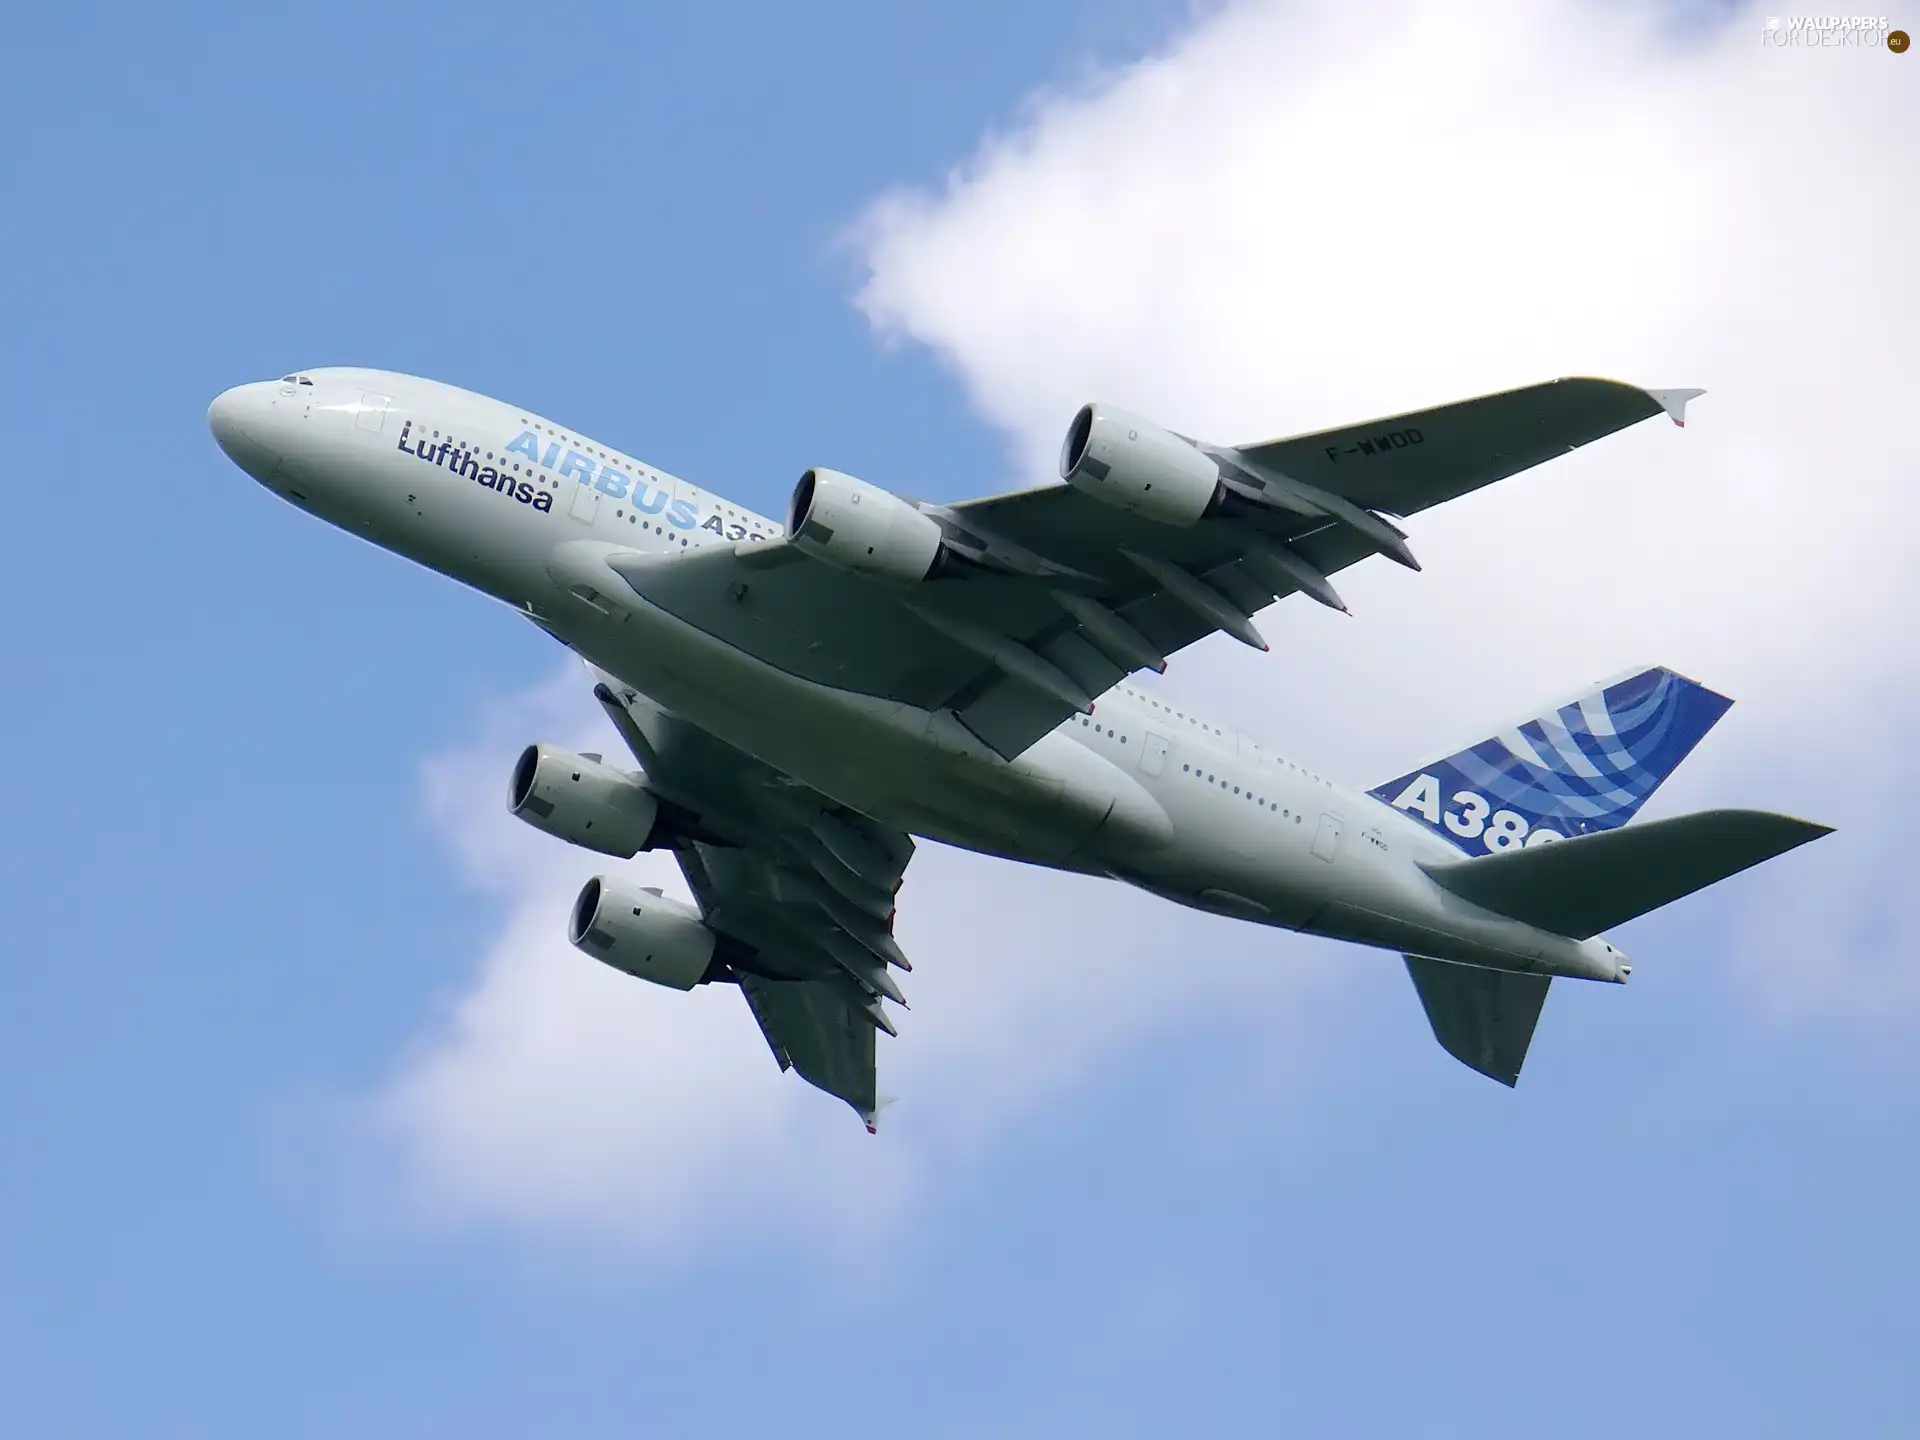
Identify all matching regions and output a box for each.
[569,478,601,525]
[1312,812,1345,862]
[1139,733,1169,778]
[355,392,392,434]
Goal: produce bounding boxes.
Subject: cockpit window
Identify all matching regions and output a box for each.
[281,375,315,385]
[280,375,295,382]
[297,375,313,386]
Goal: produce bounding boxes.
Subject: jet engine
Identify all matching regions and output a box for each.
[510,743,661,857]
[1058,403,1224,526]
[787,467,947,582]
[568,876,716,990]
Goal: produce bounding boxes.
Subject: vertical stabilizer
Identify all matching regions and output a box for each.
[1371,667,1733,856]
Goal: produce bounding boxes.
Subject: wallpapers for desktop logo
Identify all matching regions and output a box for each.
[1762,14,1908,48]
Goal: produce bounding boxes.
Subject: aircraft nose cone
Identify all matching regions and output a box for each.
[208,382,282,481]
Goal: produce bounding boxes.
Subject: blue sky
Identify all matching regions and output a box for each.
[2,1,1916,1435]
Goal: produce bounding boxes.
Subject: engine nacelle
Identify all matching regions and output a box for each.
[568,876,715,990]
[510,743,660,858]
[788,467,946,582]
[1059,403,1222,526]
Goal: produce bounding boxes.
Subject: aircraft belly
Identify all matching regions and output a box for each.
[1298,862,1617,978]
[545,560,1118,862]
[1303,901,1511,964]
[1106,812,1307,928]
[912,752,1106,865]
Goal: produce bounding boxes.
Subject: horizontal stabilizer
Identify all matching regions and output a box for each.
[1422,808,1832,939]
[1405,955,1551,1086]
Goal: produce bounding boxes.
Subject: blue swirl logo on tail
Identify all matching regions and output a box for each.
[1370,667,1734,855]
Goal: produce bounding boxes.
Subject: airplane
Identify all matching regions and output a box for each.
[208,368,1829,1128]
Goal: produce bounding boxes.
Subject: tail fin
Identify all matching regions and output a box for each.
[1422,808,1832,939]
[1370,666,1733,856]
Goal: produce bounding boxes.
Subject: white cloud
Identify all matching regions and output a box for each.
[852,0,1918,1006]
[365,0,1918,1253]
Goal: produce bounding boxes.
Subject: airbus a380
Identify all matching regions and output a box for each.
[209,368,1828,1127]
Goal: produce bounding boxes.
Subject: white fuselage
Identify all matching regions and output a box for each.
[209,367,1628,984]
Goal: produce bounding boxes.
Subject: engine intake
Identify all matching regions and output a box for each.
[1059,403,1223,526]
[787,467,946,582]
[568,876,716,990]
[510,743,661,857]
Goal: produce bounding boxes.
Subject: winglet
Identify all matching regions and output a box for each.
[1645,387,1705,427]
[861,1093,899,1134]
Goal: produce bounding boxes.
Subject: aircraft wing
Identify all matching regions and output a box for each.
[591,667,913,1128]
[1231,376,1702,517]
[606,378,1694,760]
